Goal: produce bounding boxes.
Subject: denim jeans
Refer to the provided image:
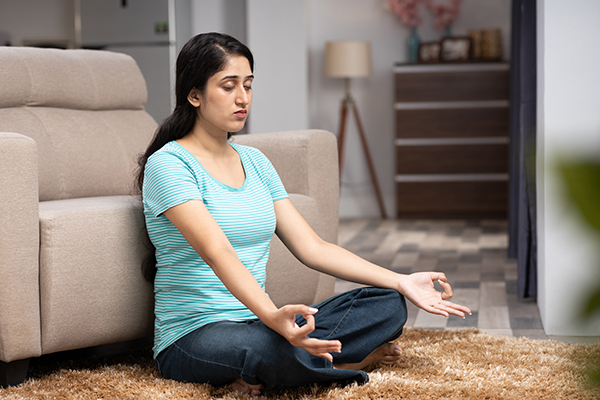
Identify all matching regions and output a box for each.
[155,287,407,391]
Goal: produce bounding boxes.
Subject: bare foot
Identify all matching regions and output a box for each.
[333,343,402,371]
[230,378,263,396]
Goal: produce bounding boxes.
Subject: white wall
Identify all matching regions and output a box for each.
[537,0,600,336]
[307,0,511,218]
[191,0,246,43]
[245,0,309,134]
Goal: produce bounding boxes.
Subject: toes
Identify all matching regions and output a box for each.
[381,343,402,355]
[378,343,402,365]
[380,354,401,364]
[231,379,263,396]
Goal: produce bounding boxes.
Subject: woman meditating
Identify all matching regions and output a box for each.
[137,32,471,396]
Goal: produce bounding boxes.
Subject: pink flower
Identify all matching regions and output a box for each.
[387,0,423,28]
[424,0,461,29]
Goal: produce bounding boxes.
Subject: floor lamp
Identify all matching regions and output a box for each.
[325,41,387,219]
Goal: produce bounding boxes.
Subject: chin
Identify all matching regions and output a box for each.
[229,123,247,133]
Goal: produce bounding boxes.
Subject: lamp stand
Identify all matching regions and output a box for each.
[337,78,387,219]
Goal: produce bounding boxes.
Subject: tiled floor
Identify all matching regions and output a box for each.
[334,218,549,340]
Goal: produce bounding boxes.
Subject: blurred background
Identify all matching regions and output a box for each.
[1,0,599,340]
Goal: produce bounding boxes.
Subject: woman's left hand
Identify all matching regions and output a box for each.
[398,272,471,318]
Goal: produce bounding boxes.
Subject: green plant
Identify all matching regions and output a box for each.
[559,161,600,388]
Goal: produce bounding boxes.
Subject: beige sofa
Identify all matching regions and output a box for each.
[0,47,338,387]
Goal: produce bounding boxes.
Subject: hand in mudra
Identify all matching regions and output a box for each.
[270,304,342,361]
[399,272,471,318]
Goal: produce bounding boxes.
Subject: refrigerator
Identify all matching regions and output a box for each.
[79,0,192,123]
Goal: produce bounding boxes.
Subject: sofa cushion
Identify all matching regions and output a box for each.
[38,196,154,354]
[266,193,322,307]
[0,47,157,202]
[0,108,156,201]
[0,47,147,110]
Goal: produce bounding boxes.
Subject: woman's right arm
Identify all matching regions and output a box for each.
[162,199,342,361]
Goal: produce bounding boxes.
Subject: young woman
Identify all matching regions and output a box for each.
[137,32,470,396]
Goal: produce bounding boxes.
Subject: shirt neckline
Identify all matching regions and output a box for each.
[171,141,248,191]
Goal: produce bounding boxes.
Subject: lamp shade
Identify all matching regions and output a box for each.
[324,41,372,78]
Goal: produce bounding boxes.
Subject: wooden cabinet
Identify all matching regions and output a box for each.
[393,63,510,219]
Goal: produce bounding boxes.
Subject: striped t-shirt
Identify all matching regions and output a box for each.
[143,140,289,358]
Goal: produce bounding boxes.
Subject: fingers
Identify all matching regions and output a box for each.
[294,313,316,337]
[299,337,342,361]
[427,300,472,319]
[281,304,318,317]
[289,335,342,361]
[434,277,473,317]
[437,279,454,300]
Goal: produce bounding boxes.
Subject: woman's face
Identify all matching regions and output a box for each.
[191,55,253,137]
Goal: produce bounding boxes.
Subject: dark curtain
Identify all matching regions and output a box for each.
[508,0,537,298]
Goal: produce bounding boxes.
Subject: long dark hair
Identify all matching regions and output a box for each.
[136,32,254,282]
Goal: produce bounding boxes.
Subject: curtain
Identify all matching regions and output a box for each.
[508,0,537,299]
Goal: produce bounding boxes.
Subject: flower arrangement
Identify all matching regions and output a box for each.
[424,0,462,30]
[386,0,422,28]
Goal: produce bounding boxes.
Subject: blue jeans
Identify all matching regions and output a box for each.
[155,287,407,391]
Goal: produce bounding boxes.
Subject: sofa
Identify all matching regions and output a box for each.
[0,47,338,387]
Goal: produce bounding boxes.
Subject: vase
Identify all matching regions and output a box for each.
[443,25,452,38]
[407,27,420,63]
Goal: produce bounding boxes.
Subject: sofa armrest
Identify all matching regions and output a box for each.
[0,133,41,362]
[232,130,339,303]
[232,130,339,242]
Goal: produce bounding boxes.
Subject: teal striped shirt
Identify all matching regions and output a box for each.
[143,141,289,358]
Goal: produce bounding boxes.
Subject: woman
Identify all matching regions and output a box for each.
[137,32,470,396]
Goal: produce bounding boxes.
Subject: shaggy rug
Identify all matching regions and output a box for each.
[1,329,599,400]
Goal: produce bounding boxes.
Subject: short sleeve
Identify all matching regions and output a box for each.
[262,158,288,201]
[143,150,202,217]
[240,145,288,201]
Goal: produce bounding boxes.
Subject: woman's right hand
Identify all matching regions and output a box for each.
[268,304,342,362]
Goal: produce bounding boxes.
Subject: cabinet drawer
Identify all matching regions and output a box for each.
[395,70,509,102]
[396,181,508,219]
[395,107,509,138]
[396,144,508,174]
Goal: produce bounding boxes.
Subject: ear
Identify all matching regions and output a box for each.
[187,88,201,108]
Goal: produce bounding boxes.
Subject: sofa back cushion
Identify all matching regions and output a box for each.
[0,47,157,201]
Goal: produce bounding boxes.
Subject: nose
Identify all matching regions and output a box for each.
[236,86,250,107]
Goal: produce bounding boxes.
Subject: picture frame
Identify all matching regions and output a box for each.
[440,37,471,62]
[418,42,441,63]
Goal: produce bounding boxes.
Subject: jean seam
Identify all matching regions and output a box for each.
[172,341,244,374]
[324,287,368,339]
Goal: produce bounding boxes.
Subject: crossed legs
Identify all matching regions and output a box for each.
[156,288,407,394]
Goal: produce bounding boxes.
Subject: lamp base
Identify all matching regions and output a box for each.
[337,94,387,219]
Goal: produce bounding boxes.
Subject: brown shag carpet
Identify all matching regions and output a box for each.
[2,329,599,399]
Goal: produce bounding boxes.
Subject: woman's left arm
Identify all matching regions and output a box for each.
[274,199,471,318]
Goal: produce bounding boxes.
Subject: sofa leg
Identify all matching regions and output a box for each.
[0,358,30,388]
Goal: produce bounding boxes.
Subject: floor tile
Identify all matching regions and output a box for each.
[478,306,511,329]
[447,311,478,328]
[510,317,544,329]
[450,288,480,312]
[390,252,419,268]
[452,281,481,289]
[480,328,513,337]
[335,218,554,342]
[413,309,449,329]
[512,329,547,340]
[547,335,600,344]
[480,282,508,307]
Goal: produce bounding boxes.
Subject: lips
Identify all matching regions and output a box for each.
[234,110,247,118]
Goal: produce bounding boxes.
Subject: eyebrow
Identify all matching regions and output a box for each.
[220,74,254,81]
